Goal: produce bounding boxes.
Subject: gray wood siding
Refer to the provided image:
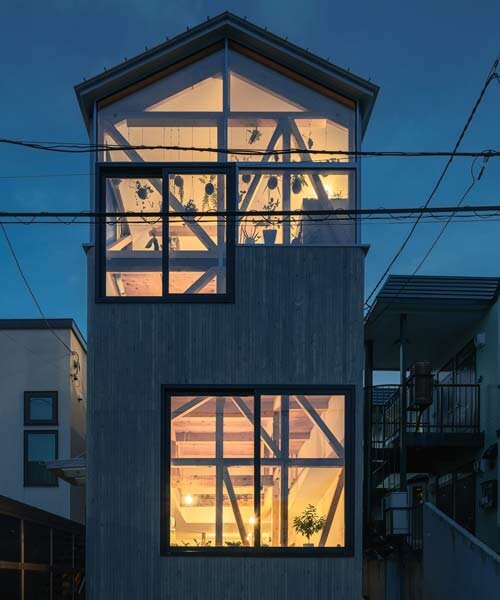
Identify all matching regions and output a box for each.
[86,246,365,600]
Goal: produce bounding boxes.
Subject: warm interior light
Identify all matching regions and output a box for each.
[183,495,193,506]
[249,516,255,525]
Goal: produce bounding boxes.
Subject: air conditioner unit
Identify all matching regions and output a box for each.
[407,361,433,410]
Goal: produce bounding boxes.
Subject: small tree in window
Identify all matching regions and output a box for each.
[293,504,326,546]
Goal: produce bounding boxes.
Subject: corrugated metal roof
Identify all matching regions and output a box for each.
[373,275,500,306]
[365,275,500,370]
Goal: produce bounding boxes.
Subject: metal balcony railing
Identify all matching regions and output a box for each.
[371,383,480,446]
[366,383,481,500]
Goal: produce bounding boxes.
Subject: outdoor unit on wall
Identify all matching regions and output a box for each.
[406,361,433,411]
[383,492,409,536]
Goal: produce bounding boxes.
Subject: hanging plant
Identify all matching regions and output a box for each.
[307,137,314,150]
[267,175,278,191]
[291,174,308,195]
[173,175,184,201]
[247,127,262,145]
[135,180,154,201]
[200,175,217,211]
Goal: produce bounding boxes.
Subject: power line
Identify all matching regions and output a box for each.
[2,217,500,227]
[364,56,500,308]
[0,137,499,159]
[365,157,493,326]
[0,223,81,377]
[1,204,500,219]
[0,172,89,181]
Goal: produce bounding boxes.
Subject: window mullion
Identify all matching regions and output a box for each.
[162,174,169,297]
[281,394,290,548]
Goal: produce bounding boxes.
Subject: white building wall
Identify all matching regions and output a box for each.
[0,324,86,520]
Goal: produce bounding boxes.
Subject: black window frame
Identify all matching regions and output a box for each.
[24,430,59,488]
[160,384,355,557]
[24,392,58,426]
[96,163,237,303]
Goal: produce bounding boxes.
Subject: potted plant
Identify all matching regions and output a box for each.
[293,504,326,547]
[183,198,197,222]
[291,221,303,246]
[261,196,280,245]
[168,235,180,251]
[241,222,261,245]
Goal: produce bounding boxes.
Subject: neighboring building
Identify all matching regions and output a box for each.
[0,494,85,600]
[75,12,378,600]
[0,319,87,523]
[364,275,500,598]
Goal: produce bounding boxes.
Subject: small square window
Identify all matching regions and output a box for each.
[24,392,58,425]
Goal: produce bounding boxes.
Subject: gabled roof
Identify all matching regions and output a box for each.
[75,12,378,134]
[365,275,500,370]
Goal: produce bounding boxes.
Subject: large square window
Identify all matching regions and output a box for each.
[163,387,352,555]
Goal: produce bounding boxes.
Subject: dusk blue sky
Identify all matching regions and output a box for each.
[1,1,500,337]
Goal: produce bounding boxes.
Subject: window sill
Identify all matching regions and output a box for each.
[161,546,353,558]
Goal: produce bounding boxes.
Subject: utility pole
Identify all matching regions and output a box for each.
[399,314,408,492]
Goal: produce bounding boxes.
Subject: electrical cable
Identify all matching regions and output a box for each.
[2,204,500,220]
[0,223,81,378]
[0,137,499,159]
[364,56,500,309]
[365,156,492,326]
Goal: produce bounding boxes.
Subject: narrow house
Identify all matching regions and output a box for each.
[75,13,378,599]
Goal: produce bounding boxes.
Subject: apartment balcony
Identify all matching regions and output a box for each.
[367,383,483,492]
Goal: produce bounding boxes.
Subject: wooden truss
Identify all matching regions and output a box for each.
[170,395,345,547]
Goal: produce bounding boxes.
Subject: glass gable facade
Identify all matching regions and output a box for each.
[96,46,359,299]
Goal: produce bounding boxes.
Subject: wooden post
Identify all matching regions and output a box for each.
[272,398,281,545]
[215,397,224,546]
[216,173,225,294]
